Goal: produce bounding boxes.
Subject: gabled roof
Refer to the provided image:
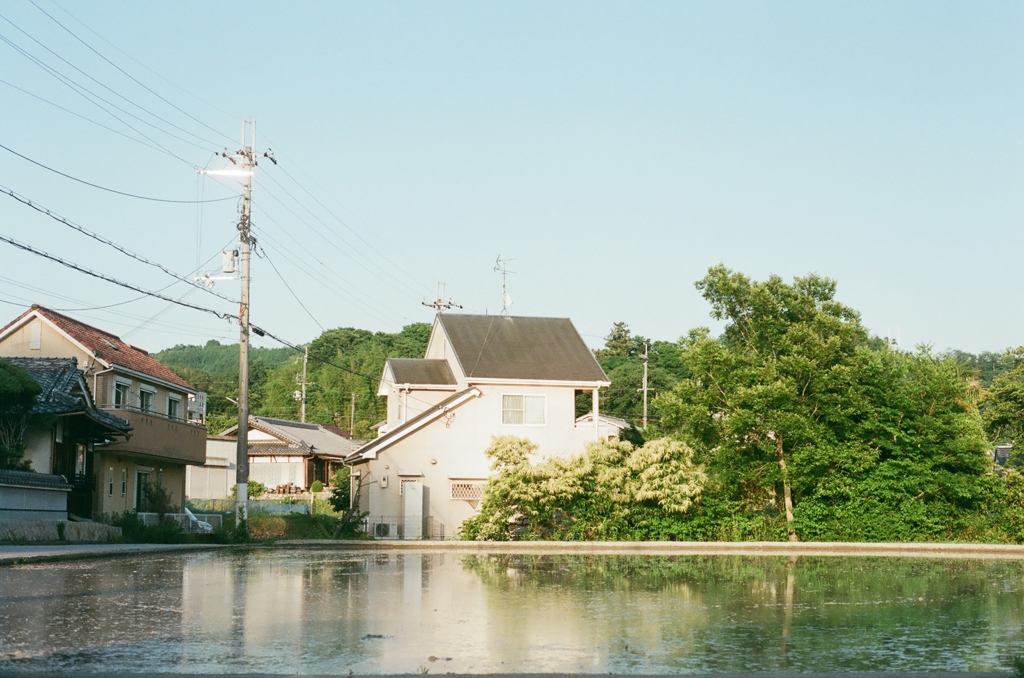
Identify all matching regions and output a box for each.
[437,314,609,383]
[0,305,195,391]
[575,412,632,430]
[386,358,457,386]
[3,357,131,434]
[219,416,357,460]
[348,387,482,462]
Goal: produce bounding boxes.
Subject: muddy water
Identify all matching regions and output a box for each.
[1,549,1023,673]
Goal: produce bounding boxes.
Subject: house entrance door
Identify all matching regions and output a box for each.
[402,481,424,540]
[136,472,151,511]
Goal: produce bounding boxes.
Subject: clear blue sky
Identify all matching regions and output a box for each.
[0,1,1021,354]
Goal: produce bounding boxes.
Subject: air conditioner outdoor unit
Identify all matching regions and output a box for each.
[374,522,399,540]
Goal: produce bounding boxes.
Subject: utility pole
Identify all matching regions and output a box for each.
[202,120,275,534]
[349,392,356,437]
[421,282,462,314]
[641,343,649,430]
[300,347,308,423]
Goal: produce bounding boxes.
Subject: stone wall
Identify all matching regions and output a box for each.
[0,520,121,543]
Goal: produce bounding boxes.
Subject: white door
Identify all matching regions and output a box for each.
[402,481,423,540]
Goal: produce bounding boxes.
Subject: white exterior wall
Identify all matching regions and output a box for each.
[359,383,602,538]
[22,427,53,474]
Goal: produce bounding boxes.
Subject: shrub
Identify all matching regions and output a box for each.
[230,479,266,499]
[329,467,351,512]
[310,480,324,493]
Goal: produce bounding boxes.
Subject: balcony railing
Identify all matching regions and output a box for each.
[98,407,206,465]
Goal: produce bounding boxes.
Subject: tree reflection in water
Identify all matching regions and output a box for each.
[1,551,1023,673]
[459,553,1024,672]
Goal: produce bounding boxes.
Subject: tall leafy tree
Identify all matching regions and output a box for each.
[658,266,992,542]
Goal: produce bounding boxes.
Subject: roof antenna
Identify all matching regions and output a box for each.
[422,282,462,314]
[494,255,516,315]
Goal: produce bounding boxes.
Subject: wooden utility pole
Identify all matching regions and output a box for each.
[349,392,356,437]
[300,347,308,423]
[204,120,275,534]
[641,343,649,430]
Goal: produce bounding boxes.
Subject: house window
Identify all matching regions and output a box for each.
[74,443,87,478]
[168,395,181,420]
[120,469,127,496]
[451,482,485,500]
[502,395,546,425]
[139,388,154,413]
[114,382,130,409]
[107,468,114,496]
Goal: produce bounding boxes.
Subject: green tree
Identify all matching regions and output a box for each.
[657,266,993,542]
[983,347,1024,448]
[0,360,42,469]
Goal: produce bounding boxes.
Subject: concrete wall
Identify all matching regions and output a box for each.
[0,484,69,520]
[0,519,121,542]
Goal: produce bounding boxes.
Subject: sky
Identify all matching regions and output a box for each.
[0,1,1021,355]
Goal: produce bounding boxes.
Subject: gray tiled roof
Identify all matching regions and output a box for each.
[2,357,131,432]
[0,469,72,491]
[386,358,456,386]
[438,314,609,383]
[248,416,357,459]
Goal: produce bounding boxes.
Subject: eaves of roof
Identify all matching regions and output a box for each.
[347,387,482,463]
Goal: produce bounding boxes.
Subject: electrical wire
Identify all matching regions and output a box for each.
[0,32,201,166]
[258,171,428,300]
[0,232,234,322]
[48,0,243,136]
[28,0,237,147]
[250,222,403,329]
[0,143,232,203]
[0,76,188,158]
[257,242,325,332]
[252,325,376,383]
[0,10,222,149]
[252,183,421,305]
[1,186,240,305]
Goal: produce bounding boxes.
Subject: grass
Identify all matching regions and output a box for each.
[248,512,369,541]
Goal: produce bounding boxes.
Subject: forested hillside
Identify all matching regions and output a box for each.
[157,325,430,435]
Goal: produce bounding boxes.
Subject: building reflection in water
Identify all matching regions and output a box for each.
[2,551,1024,673]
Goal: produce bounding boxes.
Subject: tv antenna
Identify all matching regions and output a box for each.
[422,282,462,314]
[494,255,516,315]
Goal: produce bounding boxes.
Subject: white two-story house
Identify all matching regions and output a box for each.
[346,313,612,539]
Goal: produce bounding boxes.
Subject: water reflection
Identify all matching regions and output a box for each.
[1,550,1023,673]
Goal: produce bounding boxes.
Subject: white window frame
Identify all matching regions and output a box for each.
[167,394,182,420]
[113,378,132,409]
[501,394,547,426]
[139,386,156,413]
[107,467,114,497]
[120,468,127,496]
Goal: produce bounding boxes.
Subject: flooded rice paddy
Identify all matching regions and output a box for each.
[1,548,1024,673]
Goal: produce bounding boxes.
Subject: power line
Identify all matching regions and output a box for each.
[253,181,424,304]
[0,10,223,149]
[28,0,237,147]
[258,170,429,299]
[252,325,376,383]
[48,0,242,131]
[1,186,240,305]
[256,241,325,332]
[0,143,234,203]
[0,232,233,322]
[0,32,201,166]
[0,76,190,158]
